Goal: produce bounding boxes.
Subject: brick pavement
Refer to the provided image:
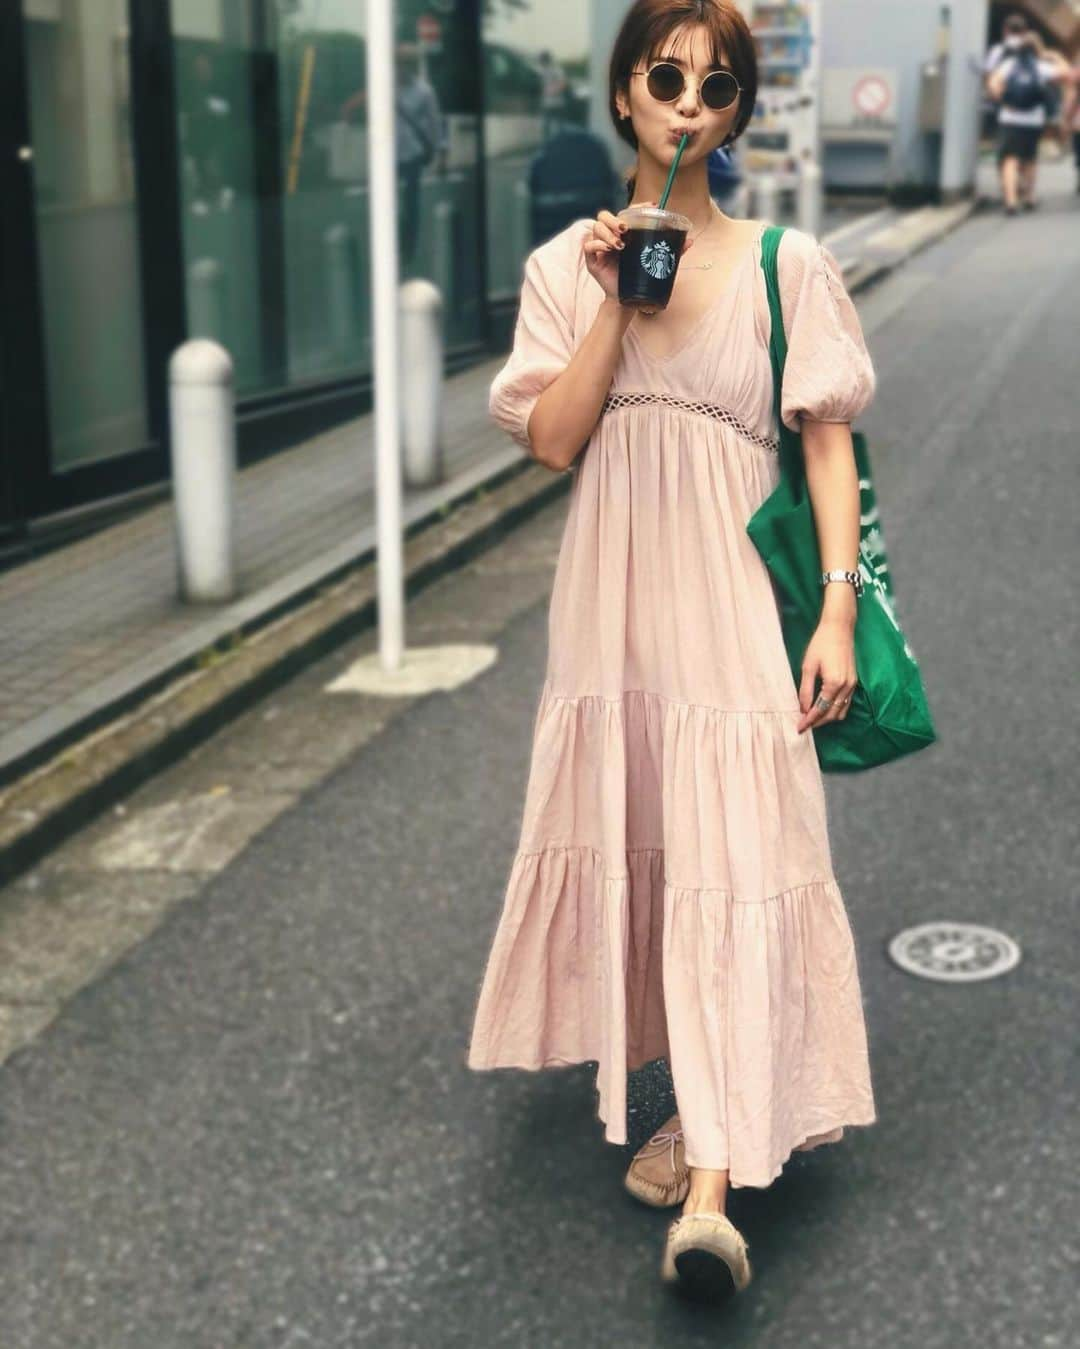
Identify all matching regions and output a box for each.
[0,357,511,779]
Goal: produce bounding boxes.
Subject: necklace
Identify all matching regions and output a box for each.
[681,204,724,270]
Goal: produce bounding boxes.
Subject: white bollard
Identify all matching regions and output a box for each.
[753,173,780,224]
[324,222,358,350]
[798,158,823,238]
[513,178,532,271]
[398,279,444,489]
[187,257,226,340]
[168,339,237,603]
[432,198,457,310]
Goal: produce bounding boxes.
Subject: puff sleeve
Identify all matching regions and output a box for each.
[488,225,583,451]
[777,229,877,433]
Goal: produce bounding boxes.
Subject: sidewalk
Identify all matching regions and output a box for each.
[0,358,519,782]
[0,197,977,796]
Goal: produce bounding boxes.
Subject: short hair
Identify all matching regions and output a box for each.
[1003,14,1028,36]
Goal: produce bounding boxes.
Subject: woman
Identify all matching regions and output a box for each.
[467,0,877,1299]
[1066,60,1080,192]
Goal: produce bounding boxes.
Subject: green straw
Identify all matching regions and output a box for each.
[657,133,689,211]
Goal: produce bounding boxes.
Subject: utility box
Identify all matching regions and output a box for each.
[918,58,947,133]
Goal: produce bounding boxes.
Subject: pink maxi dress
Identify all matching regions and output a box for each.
[467,217,879,1188]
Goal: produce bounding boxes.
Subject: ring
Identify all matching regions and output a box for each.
[814,694,833,710]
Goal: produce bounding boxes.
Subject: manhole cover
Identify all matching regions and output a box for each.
[887,922,1021,982]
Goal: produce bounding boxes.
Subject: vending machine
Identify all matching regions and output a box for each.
[743,1,822,187]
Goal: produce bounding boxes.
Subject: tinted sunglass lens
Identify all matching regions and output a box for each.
[702,71,739,110]
[646,63,684,102]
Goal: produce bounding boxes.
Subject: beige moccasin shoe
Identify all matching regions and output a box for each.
[624,1114,689,1207]
[659,1210,752,1300]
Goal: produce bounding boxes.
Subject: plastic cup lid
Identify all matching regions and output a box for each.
[617,205,691,231]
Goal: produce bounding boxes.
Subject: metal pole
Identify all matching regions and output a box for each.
[365,0,404,671]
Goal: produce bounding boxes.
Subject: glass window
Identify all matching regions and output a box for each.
[171,0,485,400]
[172,1,285,397]
[482,1,612,302]
[22,0,150,471]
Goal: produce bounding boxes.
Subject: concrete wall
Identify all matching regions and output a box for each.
[941,0,992,198]
[821,0,989,196]
[820,0,943,192]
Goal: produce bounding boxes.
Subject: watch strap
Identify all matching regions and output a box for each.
[821,568,864,597]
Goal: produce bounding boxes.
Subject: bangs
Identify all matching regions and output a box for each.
[643,17,730,72]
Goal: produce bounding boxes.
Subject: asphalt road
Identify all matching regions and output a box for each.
[0,191,1077,1348]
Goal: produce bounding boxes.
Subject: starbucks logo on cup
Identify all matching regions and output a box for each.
[640,240,676,280]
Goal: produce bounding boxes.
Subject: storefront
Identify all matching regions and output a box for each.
[0,0,601,544]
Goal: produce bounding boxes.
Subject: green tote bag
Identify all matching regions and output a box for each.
[745,225,937,773]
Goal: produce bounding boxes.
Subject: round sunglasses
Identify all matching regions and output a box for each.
[631,61,743,112]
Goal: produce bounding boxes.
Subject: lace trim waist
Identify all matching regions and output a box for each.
[601,391,780,454]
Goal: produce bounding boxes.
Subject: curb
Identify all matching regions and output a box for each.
[837,198,979,293]
[0,459,571,887]
[0,196,980,887]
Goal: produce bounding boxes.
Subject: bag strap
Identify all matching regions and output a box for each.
[396,95,436,160]
[759,224,805,487]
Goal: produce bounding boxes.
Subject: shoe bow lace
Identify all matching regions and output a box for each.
[642,1127,684,1174]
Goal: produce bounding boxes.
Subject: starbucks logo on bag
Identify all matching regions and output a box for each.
[640,240,676,280]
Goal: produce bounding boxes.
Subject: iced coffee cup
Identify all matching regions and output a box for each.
[617,205,692,311]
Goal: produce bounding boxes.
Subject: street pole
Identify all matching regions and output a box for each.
[366,0,404,671]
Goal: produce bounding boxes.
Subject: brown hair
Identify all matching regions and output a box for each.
[609,0,758,201]
[1003,13,1028,36]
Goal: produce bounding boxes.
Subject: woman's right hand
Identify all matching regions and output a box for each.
[583,208,636,300]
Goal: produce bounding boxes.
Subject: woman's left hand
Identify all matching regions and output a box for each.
[796,618,858,734]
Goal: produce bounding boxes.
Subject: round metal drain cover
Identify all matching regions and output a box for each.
[887,922,1021,982]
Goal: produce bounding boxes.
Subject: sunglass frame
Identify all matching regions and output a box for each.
[631,61,744,111]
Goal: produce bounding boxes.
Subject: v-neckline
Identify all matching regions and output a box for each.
[624,220,768,366]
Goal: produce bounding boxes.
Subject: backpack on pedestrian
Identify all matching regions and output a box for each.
[1001,47,1050,112]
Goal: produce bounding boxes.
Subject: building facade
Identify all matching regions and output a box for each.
[0,0,602,544]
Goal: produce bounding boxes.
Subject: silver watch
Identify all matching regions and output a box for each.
[820,568,864,598]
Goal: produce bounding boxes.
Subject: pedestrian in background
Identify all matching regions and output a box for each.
[468,0,878,1302]
[981,11,1028,140]
[986,28,1071,214]
[1064,59,1080,193]
[338,42,445,269]
[394,43,444,268]
[527,124,620,246]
